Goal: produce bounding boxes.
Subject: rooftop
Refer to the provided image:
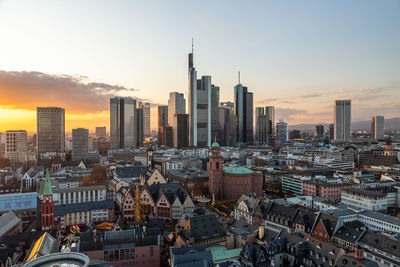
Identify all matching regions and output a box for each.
[223,166,254,174]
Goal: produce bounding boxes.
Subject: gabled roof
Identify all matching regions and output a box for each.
[315,213,340,239]
[236,195,259,214]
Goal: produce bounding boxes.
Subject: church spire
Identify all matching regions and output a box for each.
[43,169,53,196]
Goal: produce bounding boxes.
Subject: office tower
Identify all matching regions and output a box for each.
[168,92,186,127]
[188,46,211,147]
[136,107,144,145]
[371,115,384,140]
[211,85,220,142]
[157,105,168,128]
[265,106,275,143]
[234,81,254,145]
[334,100,351,141]
[5,130,27,163]
[218,103,236,147]
[315,125,324,139]
[158,126,173,147]
[289,129,301,140]
[276,120,288,143]
[143,102,151,137]
[37,107,65,155]
[173,114,189,148]
[72,128,88,161]
[255,107,267,144]
[95,127,107,138]
[110,97,137,149]
[329,124,334,141]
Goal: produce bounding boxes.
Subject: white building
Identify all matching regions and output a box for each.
[341,188,392,211]
[5,130,27,163]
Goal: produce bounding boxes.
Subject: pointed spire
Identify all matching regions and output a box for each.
[238,71,241,84]
[43,169,53,195]
[192,38,194,54]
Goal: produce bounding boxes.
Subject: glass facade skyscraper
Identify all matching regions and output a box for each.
[110,97,137,148]
[37,107,65,155]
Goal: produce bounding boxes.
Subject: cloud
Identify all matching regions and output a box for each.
[0,71,143,114]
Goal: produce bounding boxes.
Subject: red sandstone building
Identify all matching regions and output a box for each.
[208,141,263,201]
[303,180,353,201]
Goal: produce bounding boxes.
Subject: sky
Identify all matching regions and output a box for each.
[0,0,399,133]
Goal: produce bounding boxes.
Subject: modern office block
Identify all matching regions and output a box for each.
[371,115,384,140]
[276,120,288,143]
[95,127,106,138]
[234,83,253,144]
[110,97,137,148]
[265,106,275,143]
[5,130,27,162]
[143,102,151,138]
[157,105,168,128]
[334,100,351,141]
[173,114,189,148]
[168,92,186,129]
[37,107,65,154]
[315,125,324,139]
[72,128,88,161]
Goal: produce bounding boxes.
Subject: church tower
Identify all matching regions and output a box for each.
[41,169,54,231]
[208,139,223,200]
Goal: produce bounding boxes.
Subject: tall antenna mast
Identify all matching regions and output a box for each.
[238,71,240,84]
[192,38,194,53]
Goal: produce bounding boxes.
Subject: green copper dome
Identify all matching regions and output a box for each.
[212,142,220,147]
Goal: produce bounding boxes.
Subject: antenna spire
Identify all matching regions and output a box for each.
[238,71,240,84]
[192,38,194,53]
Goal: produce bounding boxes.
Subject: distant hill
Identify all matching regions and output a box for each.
[289,117,400,131]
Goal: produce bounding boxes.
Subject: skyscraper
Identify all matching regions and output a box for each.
[72,128,88,161]
[371,115,384,140]
[110,97,137,148]
[188,45,211,147]
[157,105,168,128]
[95,127,107,138]
[168,92,186,127]
[265,106,275,143]
[234,82,253,144]
[255,107,267,144]
[211,84,220,142]
[143,102,151,137]
[329,123,334,141]
[220,102,236,146]
[315,125,324,139]
[136,107,144,145]
[276,120,288,143]
[173,114,189,148]
[37,107,65,155]
[334,100,351,141]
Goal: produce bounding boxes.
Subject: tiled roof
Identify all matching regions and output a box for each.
[54,199,114,217]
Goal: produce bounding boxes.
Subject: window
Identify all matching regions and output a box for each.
[150,247,154,257]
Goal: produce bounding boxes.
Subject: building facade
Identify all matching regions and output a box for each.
[37,107,65,155]
[72,128,89,161]
[5,130,27,163]
[371,115,384,140]
[110,97,138,148]
[334,100,351,141]
[234,83,253,144]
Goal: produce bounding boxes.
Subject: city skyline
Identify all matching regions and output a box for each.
[0,0,400,133]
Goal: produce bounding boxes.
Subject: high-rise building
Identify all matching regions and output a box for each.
[218,103,236,146]
[329,124,334,141]
[136,107,144,145]
[289,129,301,140]
[37,107,65,155]
[5,130,27,163]
[72,128,88,161]
[265,106,275,143]
[168,92,186,128]
[110,97,138,148]
[157,105,168,128]
[158,126,173,147]
[315,125,324,139]
[276,120,288,143]
[143,102,151,138]
[188,46,211,147]
[234,83,253,144]
[255,107,267,144]
[173,114,189,148]
[95,127,107,138]
[334,100,351,141]
[211,85,220,142]
[371,115,384,140]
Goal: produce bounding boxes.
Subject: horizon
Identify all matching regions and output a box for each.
[0,0,399,132]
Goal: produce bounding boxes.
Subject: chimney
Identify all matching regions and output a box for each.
[259,226,265,240]
[355,245,364,259]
